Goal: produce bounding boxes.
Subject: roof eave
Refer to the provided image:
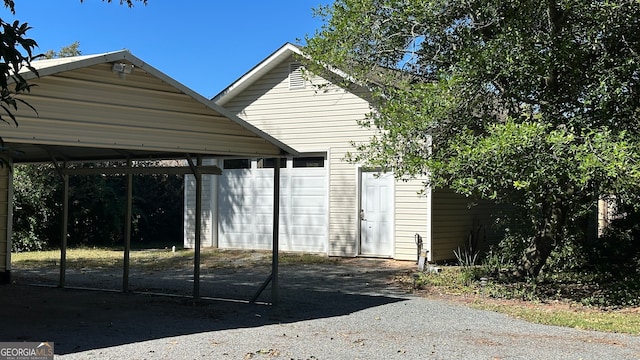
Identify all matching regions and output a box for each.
[20,51,299,158]
[213,43,305,106]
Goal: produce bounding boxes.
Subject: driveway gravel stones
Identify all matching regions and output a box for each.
[2,257,639,359]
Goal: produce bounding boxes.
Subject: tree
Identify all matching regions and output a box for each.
[0,1,39,128]
[44,41,81,59]
[304,0,640,278]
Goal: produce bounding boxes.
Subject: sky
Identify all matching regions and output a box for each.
[5,1,330,98]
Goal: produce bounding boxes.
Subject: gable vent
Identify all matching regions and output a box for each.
[289,63,306,89]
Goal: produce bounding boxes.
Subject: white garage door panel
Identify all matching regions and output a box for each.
[291,224,325,234]
[292,196,325,207]
[219,232,253,248]
[219,160,327,253]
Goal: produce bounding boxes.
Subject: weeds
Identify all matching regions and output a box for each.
[407,265,640,334]
[453,246,479,268]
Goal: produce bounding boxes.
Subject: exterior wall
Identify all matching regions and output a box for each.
[217,54,431,259]
[0,159,12,283]
[394,178,429,261]
[222,56,375,257]
[430,189,501,262]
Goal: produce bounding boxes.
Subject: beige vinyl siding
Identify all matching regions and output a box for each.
[430,189,501,262]
[328,151,360,256]
[223,57,374,256]
[223,58,373,153]
[394,178,429,261]
[0,162,11,273]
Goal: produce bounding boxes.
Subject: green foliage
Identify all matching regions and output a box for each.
[0,1,40,128]
[305,0,640,278]
[12,161,184,251]
[130,170,184,245]
[44,41,81,59]
[12,164,59,251]
[453,246,478,268]
[78,0,147,8]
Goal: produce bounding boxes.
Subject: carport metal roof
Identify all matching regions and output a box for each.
[3,51,294,304]
[6,50,297,163]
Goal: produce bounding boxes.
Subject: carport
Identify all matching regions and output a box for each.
[0,50,297,304]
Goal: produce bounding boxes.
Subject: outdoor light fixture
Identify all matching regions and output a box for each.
[112,62,134,79]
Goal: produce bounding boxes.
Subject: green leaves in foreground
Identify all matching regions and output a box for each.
[432,121,640,208]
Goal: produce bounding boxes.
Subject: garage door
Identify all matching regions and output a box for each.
[218,157,328,253]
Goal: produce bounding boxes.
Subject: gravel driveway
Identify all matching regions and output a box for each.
[2,257,640,359]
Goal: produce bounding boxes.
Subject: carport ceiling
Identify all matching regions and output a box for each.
[4,50,297,163]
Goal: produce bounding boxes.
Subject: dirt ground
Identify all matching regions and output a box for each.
[3,254,640,359]
[2,255,416,354]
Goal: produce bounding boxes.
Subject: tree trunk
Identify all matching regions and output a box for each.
[514,200,568,279]
[514,233,556,279]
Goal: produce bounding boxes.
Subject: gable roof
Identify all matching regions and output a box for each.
[212,43,400,108]
[213,43,306,106]
[7,50,297,163]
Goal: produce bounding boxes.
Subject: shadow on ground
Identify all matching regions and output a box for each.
[2,259,413,355]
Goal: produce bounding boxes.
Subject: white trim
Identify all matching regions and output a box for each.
[425,181,433,262]
[425,134,433,262]
[390,173,396,258]
[355,164,363,256]
[324,150,331,256]
[358,167,396,258]
[208,158,219,248]
[214,43,305,106]
[212,42,367,107]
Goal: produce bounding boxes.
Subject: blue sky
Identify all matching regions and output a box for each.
[5,1,329,98]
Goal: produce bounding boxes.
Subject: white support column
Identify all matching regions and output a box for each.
[210,158,219,248]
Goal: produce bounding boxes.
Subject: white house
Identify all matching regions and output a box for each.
[184,43,499,262]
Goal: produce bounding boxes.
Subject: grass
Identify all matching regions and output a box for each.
[11,247,338,272]
[474,301,640,335]
[403,266,640,335]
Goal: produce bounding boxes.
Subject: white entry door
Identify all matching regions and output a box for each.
[360,171,394,257]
